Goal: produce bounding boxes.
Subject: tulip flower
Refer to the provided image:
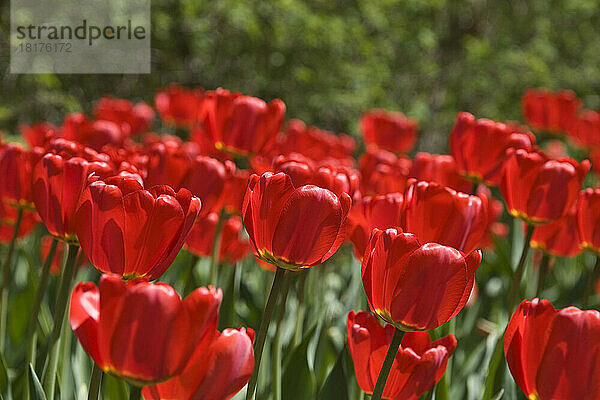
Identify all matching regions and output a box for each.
[61,113,125,152]
[0,202,38,243]
[32,153,113,241]
[362,228,481,331]
[347,193,404,260]
[186,213,250,264]
[359,148,412,196]
[408,152,472,193]
[572,110,600,148]
[200,88,286,156]
[577,188,600,253]
[347,311,456,400]
[93,97,154,136]
[360,109,419,154]
[0,143,41,208]
[531,202,581,258]
[500,149,589,225]
[155,84,204,128]
[69,275,222,385]
[522,88,581,135]
[143,327,255,400]
[450,112,535,185]
[504,299,600,400]
[144,135,197,189]
[223,169,251,214]
[19,122,58,148]
[403,180,488,255]
[242,172,351,270]
[74,173,201,280]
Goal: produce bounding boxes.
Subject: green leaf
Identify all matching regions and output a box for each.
[0,352,8,395]
[482,336,504,400]
[102,373,127,400]
[282,325,317,400]
[318,347,349,400]
[28,363,46,400]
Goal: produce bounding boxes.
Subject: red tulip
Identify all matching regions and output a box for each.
[361,109,418,154]
[409,152,472,193]
[531,201,581,257]
[347,310,456,400]
[200,88,285,155]
[347,193,404,260]
[0,143,41,208]
[186,213,250,264]
[362,228,481,331]
[180,156,235,217]
[19,122,58,148]
[32,152,112,241]
[223,169,251,214]
[143,327,254,400]
[74,173,201,279]
[450,112,535,185]
[0,201,38,243]
[578,188,600,253]
[522,88,581,135]
[403,180,488,255]
[61,113,124,152]
[572,110,600,148]
[242,172,351,270]
[69,275,222,385]
[504,299,600,400]
[94,97,154,136]
[359,148,412,196]
[144,135,197,189]
[155,84,204,128]
[500,149,589,224]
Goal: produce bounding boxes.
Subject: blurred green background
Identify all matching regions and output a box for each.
[1,0,599,152]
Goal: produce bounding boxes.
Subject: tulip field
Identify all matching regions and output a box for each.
[0,84,598,400]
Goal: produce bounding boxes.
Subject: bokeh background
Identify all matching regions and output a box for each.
[1,0,600,151]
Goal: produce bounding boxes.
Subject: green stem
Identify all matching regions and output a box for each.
[87,363,103,400]
[245,267,287,400]
[582,255,600,308]
[272,273,292,400]
[508,224,534,312]
[183,253,199,297]
[0,207,24,352]
[209,212,225,286]
[129,384,142,400]
[293,272,307,346]
[535,253,551,298]
[26,237,59,367]
[371,327,404,400]
[42,243,79,400]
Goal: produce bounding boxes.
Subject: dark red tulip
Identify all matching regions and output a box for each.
[19,122,58,148]
[531,201,581,257]
[450,112,536,185]
[242,172,351,270]
[74,173,201,279]
[69,275,222,385]
[362,228,481,331]
[32,152,112,241]
[577,188,600,253]
[186,214,250,264]
[359,148,412,196]
[347,193,404,260]
[180,156,235,217]
[143,327,254,400]
[155,84,204,128]
[500,149,589,224]
[223,169,251,214]
[200,88,285,155]
[409,152,472,193]
[0,143,41,208]
[93,97,154,136]
[522,88,581,135]
[504,299,600,400]
[361,109,418,154]
[347,310,456,400]
[403,180,488,255]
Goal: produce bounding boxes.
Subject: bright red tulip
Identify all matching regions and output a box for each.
[94,97,154,136]
[347,310,456,400]
[19,122,58,148]
[409,152,472,193]
[531,202,581,257]
[242,172,351,270]
[500,149,589,224]
[522,88,581,135]
[69,275,222,385]
[504,299,600,400]
[450,112,535,185]
[403,180,488,255]
[572,110,600,148]
[347,193,404,260]
[200,88,285,155]
[61,113,124,152]
[186,213,250,264]
[144,135,198,189]
[223,169,251,214]
[578,188,600,254]
[0,143,41,208]
[361,109,418,154]
[74,173,201,279]
[143,327,254,400]
[359,148,412,196]
[0,201,38,243]
[155,84,204,128]
[32,153,112,241]
[362,228,481,331]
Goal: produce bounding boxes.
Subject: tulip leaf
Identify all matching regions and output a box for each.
[28,363,46,400]
[318,346,350,400]
[0,352,7,395]
[282,325,317,400]
[102,373,128,400]
[491,388,504,400]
